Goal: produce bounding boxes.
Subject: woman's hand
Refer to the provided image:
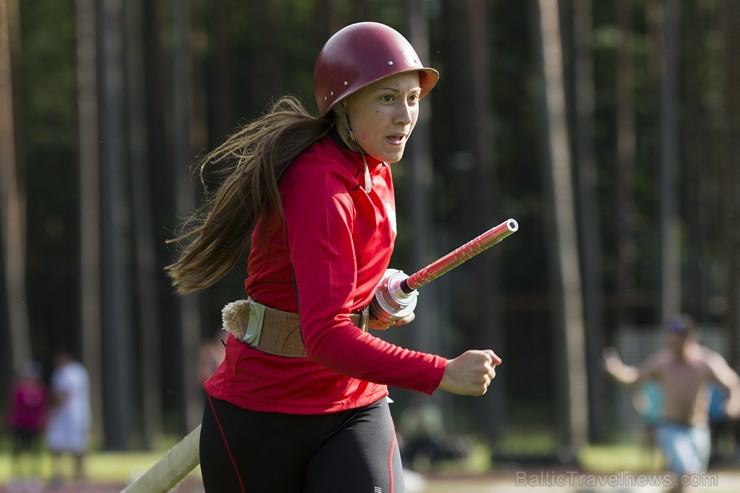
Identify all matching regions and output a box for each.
[438,350,502,396]
[367,312,415,331]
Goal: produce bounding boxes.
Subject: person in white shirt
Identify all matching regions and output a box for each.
[45,348,91,486]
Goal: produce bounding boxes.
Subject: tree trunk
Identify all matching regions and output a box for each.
[531,0,589,457]
[208,0,233,142]
[126,0,162,447]
[464,0,505,445]
[75,0,103,441]
[573,0,606,443]
[171,0,202,433]
[100,0,134,450]
[659,0,681,321]
[405,0,440,358]
[614,0,636,325]
[723,0,740,366]
[0,0,30,377]
[246,0,284,111]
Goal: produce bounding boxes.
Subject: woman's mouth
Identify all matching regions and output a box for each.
[386,134,406,145]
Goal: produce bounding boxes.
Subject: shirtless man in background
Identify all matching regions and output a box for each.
[603,314,740,493]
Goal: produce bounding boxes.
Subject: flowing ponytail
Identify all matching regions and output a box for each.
[166,96,333,295]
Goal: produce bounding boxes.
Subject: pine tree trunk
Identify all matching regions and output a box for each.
[0,0,31,378]
[76,0,104,441]
[171,0,202,433]
[573,0,606,443]
[466,0,505,445]
[405,0,440,358]
[723,0,740,366]
[100,0,134,450]
[532,0,589,456]
[126,0,163,447]
[659,0,681,321]
[614,0,636,325]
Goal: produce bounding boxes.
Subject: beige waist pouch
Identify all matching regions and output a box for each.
[222,298,367,358]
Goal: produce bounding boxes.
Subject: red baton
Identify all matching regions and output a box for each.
[370,219,519,323]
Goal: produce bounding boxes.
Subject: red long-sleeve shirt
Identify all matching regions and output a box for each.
[204,135,446,414]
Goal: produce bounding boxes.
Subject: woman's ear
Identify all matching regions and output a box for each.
[334,102,359,151]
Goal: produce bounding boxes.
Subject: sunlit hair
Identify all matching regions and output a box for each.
[166,96,334,295]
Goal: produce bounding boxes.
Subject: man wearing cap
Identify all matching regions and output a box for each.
[603,314,740,492]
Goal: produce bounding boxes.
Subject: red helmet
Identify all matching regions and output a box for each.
[314,22,439,116]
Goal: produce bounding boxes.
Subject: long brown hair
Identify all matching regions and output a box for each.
[166,96,333,295]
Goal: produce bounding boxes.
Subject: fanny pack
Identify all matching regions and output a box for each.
[222,298,369,358]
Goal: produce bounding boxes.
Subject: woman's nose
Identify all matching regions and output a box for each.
[395,101,414,125]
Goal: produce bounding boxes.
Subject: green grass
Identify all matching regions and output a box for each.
[0,444,201,484]
[429,443,664,475]
[0,432,662,484]
[580,443,664,473]
[398,427,666,479]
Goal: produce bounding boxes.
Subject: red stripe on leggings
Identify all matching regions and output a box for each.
[208,396,246,493]
[388,430,396,493]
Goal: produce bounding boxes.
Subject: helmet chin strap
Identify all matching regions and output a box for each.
[338,102,372,193]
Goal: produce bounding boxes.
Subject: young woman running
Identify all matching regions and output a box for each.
[167,21,502,493]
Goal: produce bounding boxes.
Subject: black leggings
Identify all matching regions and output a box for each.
[200,396,404,493]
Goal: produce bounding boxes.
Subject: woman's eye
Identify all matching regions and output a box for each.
[382,94,395,102]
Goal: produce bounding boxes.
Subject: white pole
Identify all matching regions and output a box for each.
[121,425,201,493]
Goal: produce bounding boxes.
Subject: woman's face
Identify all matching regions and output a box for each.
[343,72,421,163]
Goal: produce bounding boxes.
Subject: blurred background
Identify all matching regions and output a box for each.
[1,0,739,470]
